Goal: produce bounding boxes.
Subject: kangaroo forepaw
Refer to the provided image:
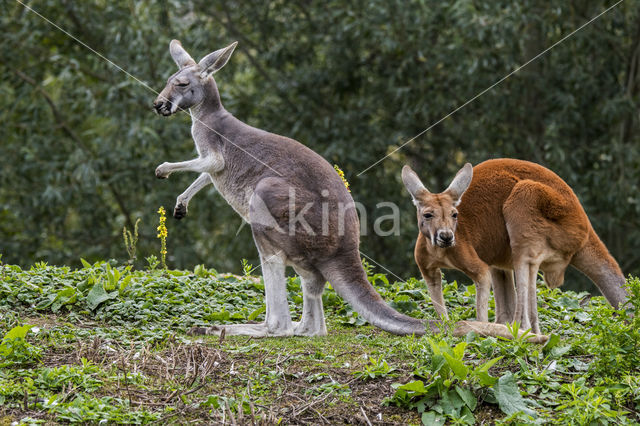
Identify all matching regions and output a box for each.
[155,163,170,179]
[174,203,187,220]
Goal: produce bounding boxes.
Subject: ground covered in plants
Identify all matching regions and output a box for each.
[1,258,639,425]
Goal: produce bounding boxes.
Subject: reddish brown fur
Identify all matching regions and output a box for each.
[406,159,627,334]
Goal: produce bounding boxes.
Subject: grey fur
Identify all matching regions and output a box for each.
[152,40,426,337]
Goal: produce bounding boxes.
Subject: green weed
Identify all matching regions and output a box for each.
[353,356,397,380]
[0,325,42,367]
[122,217,141,267]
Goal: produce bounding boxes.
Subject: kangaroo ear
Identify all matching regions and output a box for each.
[170,40,196,69]
[445,163,473,205]
[198,41,238,75]
[402,165,429,203]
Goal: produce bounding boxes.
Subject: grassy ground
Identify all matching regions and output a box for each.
[0,259,639,424]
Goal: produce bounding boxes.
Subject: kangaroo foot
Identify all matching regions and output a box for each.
[188,323,294,337]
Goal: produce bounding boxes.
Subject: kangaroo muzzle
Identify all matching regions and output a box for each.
[436,230,455,248]
[153,98,174,116]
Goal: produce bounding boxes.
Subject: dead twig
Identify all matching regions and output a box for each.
[360,406,373,426]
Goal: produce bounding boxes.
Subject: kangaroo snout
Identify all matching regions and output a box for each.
[153,98,173,116]
[436,230,455,248]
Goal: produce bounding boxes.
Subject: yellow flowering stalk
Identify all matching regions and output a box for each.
[157,206,168,269]
[334,164,350,192]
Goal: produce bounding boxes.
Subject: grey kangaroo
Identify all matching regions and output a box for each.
[152,40,547,342]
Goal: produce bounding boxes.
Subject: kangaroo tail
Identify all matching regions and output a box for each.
[570,228,627,308]
[318,254,426,336]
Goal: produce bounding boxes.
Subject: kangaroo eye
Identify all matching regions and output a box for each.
[452,212,458,219]
[176,81,189,87]
[423,213,433,219]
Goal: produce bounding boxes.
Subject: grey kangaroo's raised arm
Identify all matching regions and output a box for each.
[151,39,548,343]
[173,173,213,220]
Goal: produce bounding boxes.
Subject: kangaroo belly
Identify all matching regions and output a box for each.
[209,173,253,222]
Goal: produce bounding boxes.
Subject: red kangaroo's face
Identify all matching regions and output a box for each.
[415,193,459,248]
[402,163,472,249]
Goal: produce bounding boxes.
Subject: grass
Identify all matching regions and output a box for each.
[0,258,639,424]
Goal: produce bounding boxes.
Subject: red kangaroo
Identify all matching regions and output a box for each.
[402,158,628,334]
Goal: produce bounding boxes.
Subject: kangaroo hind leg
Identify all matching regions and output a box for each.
[491,268,516,324]
[188,251,294,337]
[292,267,327,336]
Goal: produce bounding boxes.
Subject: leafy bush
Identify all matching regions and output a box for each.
[588,277,640,378]
[387,338,504,424]
[0,325,42,367]
[353,356,397,380]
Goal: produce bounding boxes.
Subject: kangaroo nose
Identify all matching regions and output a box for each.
[153,100,163,110]
[438,231,454,246]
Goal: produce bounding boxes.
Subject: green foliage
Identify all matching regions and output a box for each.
[49,395,160,423]
[0,325,42,367]
[353,356,397,380]
[587,276,640,379]
[123,218,141,266]
[555,379,630,425]
[388,337,503,424]
[0,261,273,332]
[241,258,253,277]
[493,372,536,419]
[0,261,639,423]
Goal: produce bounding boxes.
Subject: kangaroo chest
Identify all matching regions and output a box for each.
[209,172,253,222]
[191,122,252,222]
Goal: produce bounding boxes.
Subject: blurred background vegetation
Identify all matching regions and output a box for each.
[1,0,639,292]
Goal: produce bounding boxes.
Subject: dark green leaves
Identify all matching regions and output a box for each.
[494,372,536,418]
[86,280,117,311]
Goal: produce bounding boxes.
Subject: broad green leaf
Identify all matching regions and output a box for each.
[421,411,445,426]
[443,352,468,381]
[494,372,537,417]
[427,338,442,356]
[398,380,426,394]
[460,405,475,424]
[2,325,33,342]
[86,281,116,311]
[542,334,561,356]
[475,371,497,387]
[452,341,467,359]
[431,354,446,375]
[119,275,132,295]
[455,385,477,411]
[51,287,77,312]
[440,388,464,416]
[248,305,266,321]
[550,345,572,358]
[475,356,503,373]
